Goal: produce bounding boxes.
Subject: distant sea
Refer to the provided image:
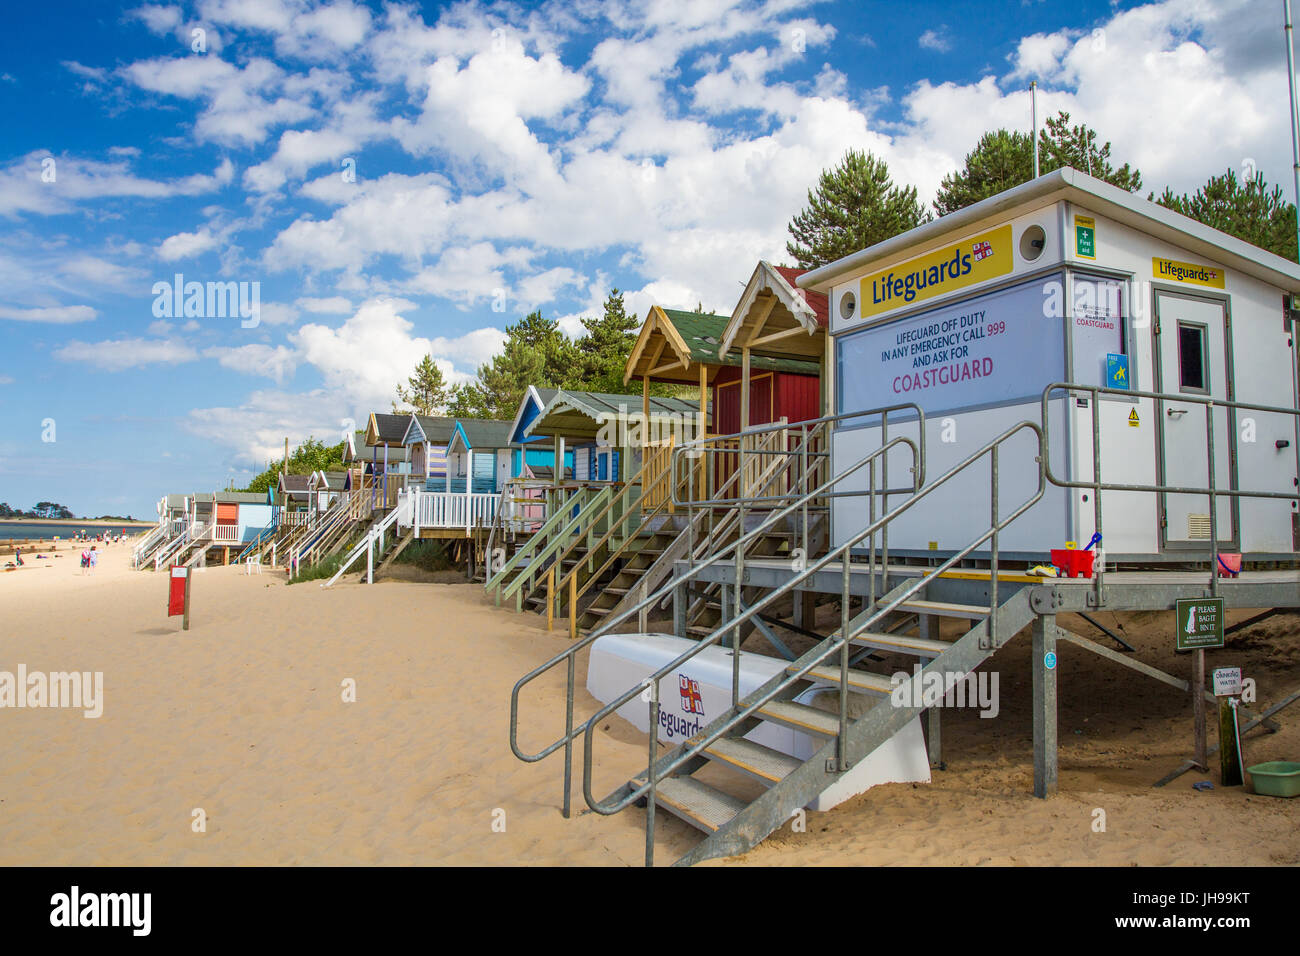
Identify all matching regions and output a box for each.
[0,521,147,542]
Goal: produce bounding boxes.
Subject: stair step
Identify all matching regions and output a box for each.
[791,664,894,695]
[702,737,801,786]
[897,599,989,619]
[647,777,745,834]
[755,700,841,738]
[848,631,952,656]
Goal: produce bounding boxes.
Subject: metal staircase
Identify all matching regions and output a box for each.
[510,401,1069,864]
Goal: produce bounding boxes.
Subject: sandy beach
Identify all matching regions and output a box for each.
[1,543,1297,866]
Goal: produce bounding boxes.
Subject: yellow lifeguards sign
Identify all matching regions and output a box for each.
[1152,256,1226,289]
[858,225,1014,321]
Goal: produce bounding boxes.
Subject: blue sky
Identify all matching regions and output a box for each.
[0,0,1291,518]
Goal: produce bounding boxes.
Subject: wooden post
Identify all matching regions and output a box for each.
[1219,697,1244,786]
[182,567,191,631]
[568,575,578,641]
[546,566,555,632]
[740,347,751,432]
[1193,649,1208,770]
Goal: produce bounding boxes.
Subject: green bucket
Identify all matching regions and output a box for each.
[1246,761,1300,798]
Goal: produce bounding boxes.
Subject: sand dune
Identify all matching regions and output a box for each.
[0,543,1296,866]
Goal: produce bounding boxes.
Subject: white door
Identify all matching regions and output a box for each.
[497,449,511,491]
[1153,291,1237,550]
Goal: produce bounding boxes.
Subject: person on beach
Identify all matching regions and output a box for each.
[88,546,98,574]
[80,549,89,574]
[14,548,22,567]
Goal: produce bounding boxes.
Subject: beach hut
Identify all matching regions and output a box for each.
[307,470,351,515]
[445,420,519,494]
[212,491,274,546]
[625,298,822,436]
[519,388,701,484]
[400,414,457,490]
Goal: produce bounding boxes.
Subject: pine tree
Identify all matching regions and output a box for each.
[393,354,448,416]
[1154,168,1298,262]
[786,149,930,269]
[577,289,639,394]
[933,112,1142,216]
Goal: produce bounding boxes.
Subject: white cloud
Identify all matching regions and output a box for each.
[294,295,352,314]
[257,302,300,326]
[54,337,199,370]
[0,153,232,217]
[203,343,298,382]
[127,4,183,35]
[0,304,97,323]
[918,27,953,53]
[158,228,219,261]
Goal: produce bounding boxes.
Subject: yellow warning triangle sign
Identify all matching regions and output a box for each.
[1128,408,1140,427]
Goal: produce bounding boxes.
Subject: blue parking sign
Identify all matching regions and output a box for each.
[1106,352,1130,390]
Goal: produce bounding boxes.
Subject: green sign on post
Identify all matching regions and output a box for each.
[1175,598,1225,650]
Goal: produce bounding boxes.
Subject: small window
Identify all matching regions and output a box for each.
[1177,323,1208,392]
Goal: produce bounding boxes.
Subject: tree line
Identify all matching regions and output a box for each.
[787,110,1296,269]
[0,501,76,519]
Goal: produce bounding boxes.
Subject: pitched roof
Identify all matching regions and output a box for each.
[453,419,514,449]
[367,412,411,445]
[405,414,457,445]
[278,473,311,493]
[522,388,702,441]
[771,266,829,326]
[662,306,818,373]
[214,491,268,504]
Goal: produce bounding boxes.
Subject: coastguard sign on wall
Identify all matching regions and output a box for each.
[856,225,1014,321]
[839,274,1065,416]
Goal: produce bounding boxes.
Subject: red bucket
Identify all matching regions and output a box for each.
[1216,553,1241,578]
[1050,548,1095,578]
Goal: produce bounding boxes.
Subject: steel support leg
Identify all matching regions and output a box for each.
[673,578,688,638]
[920,614,942,769]
[1032,613,1058,798]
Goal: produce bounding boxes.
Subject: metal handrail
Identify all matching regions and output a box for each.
[1039,382,1300,601]
[510,426,923,816]
[582,420,1046,828]
[670,403,925,508]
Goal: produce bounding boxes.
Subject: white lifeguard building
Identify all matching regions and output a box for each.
[798,167,1300,562]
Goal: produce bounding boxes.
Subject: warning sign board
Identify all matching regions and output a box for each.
[1128,408,1139,427]
[1176,598,1224,651]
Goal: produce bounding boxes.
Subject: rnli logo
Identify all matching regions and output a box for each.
[972,240,993,261]
[679,675,705,715]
